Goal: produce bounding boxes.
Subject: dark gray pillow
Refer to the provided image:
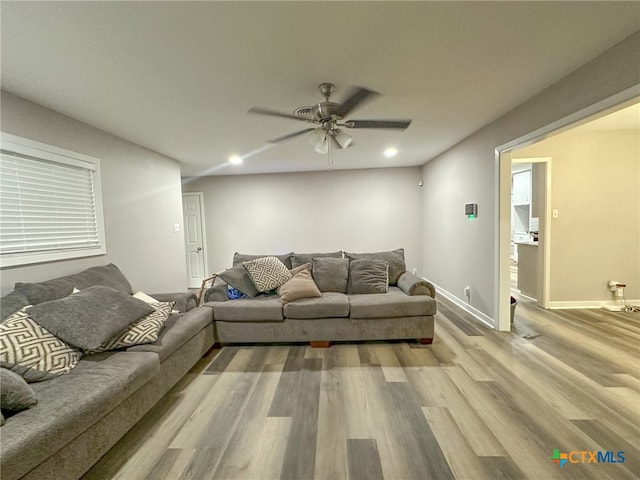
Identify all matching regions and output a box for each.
[312,257,349,293]
[348,259,389,294]
[345,248,406,285]
[14,263,133,305]
[218,264,260,298]
[290,251,342,269]
[1,291,29,322]
[27,285,154,351]
[233,252,293,269]
[0,367,37,413]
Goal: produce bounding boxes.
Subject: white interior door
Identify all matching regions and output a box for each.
[182,193,207,288]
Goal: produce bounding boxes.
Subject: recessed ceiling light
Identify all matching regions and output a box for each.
[229,155,242,165]
[384,148,398,158]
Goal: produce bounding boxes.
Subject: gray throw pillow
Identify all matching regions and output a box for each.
[345,248,406,285]
[92,301,174,351]
[218,264,260,298]
[348,259,389,294]
[290,251,343,268]
[0,367,37,413]
[312,257,349,293]
[27,286,154,351]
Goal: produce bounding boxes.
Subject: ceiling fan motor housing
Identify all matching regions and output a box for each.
[312,102,340,122]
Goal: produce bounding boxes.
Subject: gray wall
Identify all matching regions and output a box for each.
[182,167,423,274]
[421,31,639,320]
[514,129,639,303]
[0,91,188,295]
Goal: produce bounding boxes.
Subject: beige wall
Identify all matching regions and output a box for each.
[514,129,639,302]
[182,167,423,274]
[0,91,188,295]
[421,31,639,322]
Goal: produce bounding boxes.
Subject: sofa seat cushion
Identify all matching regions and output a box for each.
[283,292,350,319]
[210,296,284,322]
[0,351,159,479]
[127,307,213,361]
[349,287,436,318]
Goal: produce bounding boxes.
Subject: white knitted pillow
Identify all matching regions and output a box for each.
[243,256,292,293]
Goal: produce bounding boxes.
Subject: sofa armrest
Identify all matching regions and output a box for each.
[150,292,198,312]
[203,279,229,303]
[397,272,436,298]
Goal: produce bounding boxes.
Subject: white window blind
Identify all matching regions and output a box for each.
[0,133,106,267]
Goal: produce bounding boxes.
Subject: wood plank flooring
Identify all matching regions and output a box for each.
[83,297,640,480]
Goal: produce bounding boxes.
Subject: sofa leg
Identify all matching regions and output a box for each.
[310,341,330,348]
[419,337,433,345]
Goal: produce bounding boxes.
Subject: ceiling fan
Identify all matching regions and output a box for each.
[248,83,411,165]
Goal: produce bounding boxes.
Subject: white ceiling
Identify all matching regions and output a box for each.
[1,1,639,177]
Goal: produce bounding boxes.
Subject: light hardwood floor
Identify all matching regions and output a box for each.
[83,297,640,480]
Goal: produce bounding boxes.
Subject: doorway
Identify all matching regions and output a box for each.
[496,88,639,331]
[182,192,208,288]
[509,157,552,309]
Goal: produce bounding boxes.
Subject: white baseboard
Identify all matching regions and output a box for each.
[428,280,496,329]
[547,299,640,310]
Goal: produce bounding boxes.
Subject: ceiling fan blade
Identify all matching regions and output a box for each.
[334,86,379,118]
[343,119,412,130]
[248,107,309,122]
[268,128,316,144]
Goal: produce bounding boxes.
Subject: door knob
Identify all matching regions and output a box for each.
[197,247,202,252]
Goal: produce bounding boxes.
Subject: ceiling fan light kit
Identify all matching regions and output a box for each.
[249,82,412,168]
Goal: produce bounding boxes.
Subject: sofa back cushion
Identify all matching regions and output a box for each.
[0,291,29,322]
[13,263,133,306]
[290,251,342,269]
[344,248,406,285]
[233,252,293,269]
[312,257,349,293]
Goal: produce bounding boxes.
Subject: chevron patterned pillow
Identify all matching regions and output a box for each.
[94,301,174,352]
[243,256,292,293]
[0,307,82,382]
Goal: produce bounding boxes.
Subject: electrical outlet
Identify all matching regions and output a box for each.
[412,267,417,275]
[173,223,180,233]
[464,286,470,299]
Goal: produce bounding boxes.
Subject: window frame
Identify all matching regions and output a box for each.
[0,132,106,268]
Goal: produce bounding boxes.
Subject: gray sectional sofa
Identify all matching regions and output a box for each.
[203,249,437,346]
[0,264,215,480]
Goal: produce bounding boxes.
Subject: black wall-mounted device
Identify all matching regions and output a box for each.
[465,203,478,218]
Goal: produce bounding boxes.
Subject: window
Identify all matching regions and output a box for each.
[0,133,106,267]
